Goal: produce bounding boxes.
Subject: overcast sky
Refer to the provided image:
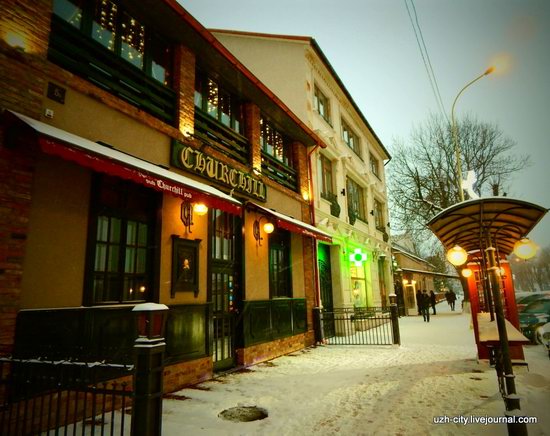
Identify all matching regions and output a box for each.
[179,0,550,249]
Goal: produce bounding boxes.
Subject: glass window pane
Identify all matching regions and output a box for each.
[110,217,121,242]
[150,33,172,86]
[95,243,107,271]
[97,216,109,241]
[108,246,119,272]
[125,247,136,272]
[92,0,117,51]
[120,12,145,69]
[126,220,137,245]
[53,0,83,28]
[136,248,146,273]
[207,79,219,118]
[138,223,148,246]
[93,277,104,301]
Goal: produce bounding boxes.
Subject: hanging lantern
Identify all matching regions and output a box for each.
[513,238,539,260]
[461,268,473,278]
[446,245,468,266]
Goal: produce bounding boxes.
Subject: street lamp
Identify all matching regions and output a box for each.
[451,66,495,202]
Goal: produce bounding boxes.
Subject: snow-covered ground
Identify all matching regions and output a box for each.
[161,298,550,435]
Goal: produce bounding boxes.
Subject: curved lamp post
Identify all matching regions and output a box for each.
[451,67,495,202]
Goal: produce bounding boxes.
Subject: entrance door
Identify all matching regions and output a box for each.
[209,210,242,371]
[318,243,335,337]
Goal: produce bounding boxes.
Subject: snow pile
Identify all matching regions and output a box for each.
[162,300,550,435]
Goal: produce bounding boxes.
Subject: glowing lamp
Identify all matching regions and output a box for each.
[447,245,468,266]
[193,203,208,216]
[513,238,538,260]
[263,222,275,234]
[461,268,473,278]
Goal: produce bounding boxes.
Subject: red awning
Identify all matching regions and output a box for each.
[247,202,332,243]
[3,111,241,215]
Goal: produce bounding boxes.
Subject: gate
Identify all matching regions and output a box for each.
[0,357,134,435]
[322,306,400,345]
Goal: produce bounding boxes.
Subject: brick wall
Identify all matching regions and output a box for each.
[163,356,213,393]
[236,333,311,367]
[243,102,261,172]
[175,45,196,136]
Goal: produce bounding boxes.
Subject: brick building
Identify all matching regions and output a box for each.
[209,30,393,315]
[0,0,331,391]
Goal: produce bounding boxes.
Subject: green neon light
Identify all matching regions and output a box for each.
[349,248,368,267]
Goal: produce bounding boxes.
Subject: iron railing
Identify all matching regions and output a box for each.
[0,357,134,436]
[322,306,399,345]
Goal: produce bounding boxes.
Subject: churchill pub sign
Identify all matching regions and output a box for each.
[171,141,267,202]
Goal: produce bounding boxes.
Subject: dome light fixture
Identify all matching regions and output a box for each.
[513,238,539,260]
[446,245,468,266]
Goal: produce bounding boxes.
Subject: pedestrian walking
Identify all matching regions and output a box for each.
[449,290,457,311]
[420,290,430,322]
[416,289,422,315]
[429,290,437,315]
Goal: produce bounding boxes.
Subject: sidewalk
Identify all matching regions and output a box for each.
[161,299,550,435]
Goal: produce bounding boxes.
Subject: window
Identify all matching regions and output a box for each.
[261,117,291,166]
[374,199,384,230]
[194,74,243,134]
[50,0,175,122]
[346,177,366,222]
[318,154,335,199]
[87,175,159,305]
[52,0,173,86]
[370,153,380,178]
[342,119,360,157]
[269,231,292,298]
[53,0,83,28]
[314,86,331,124]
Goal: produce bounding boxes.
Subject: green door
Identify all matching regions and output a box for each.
[209,209,242,371]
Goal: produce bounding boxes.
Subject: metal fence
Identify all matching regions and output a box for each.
[322,306,400,345]
[0,357,134,436]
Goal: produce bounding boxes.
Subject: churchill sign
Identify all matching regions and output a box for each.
[171,141,267,202]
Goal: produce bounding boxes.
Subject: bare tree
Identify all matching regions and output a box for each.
[388,114,530,243]
[511,246,550,292]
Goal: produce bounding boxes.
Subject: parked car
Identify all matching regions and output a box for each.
[516,292,550,312]
[519,297,550,342]
[534,323,550,359]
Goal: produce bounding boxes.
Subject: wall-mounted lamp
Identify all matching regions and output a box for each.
[513,237,539,260]
[370,210,375,216]
[340,188,346,196]
[180,201,208,233]
[446,245,468,266]
[253,215,274,246]
[5,32,27,51]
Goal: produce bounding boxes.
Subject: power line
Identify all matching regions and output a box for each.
[404,0,448,122]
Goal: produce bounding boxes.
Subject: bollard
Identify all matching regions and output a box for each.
[313,307,325,344]
[389,294,400,345]
[131,303,169,436]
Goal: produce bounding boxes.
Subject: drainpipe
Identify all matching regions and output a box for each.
[308,141,325,343]
[307,142,322,308]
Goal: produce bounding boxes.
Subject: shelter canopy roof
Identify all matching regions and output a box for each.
[426,198,547,257]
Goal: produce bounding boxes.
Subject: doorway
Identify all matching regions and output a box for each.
[209,209,242,371]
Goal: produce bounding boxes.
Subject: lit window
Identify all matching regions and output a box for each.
[261,117,290,166]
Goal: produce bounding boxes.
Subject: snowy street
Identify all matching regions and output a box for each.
[161,298,550,435]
